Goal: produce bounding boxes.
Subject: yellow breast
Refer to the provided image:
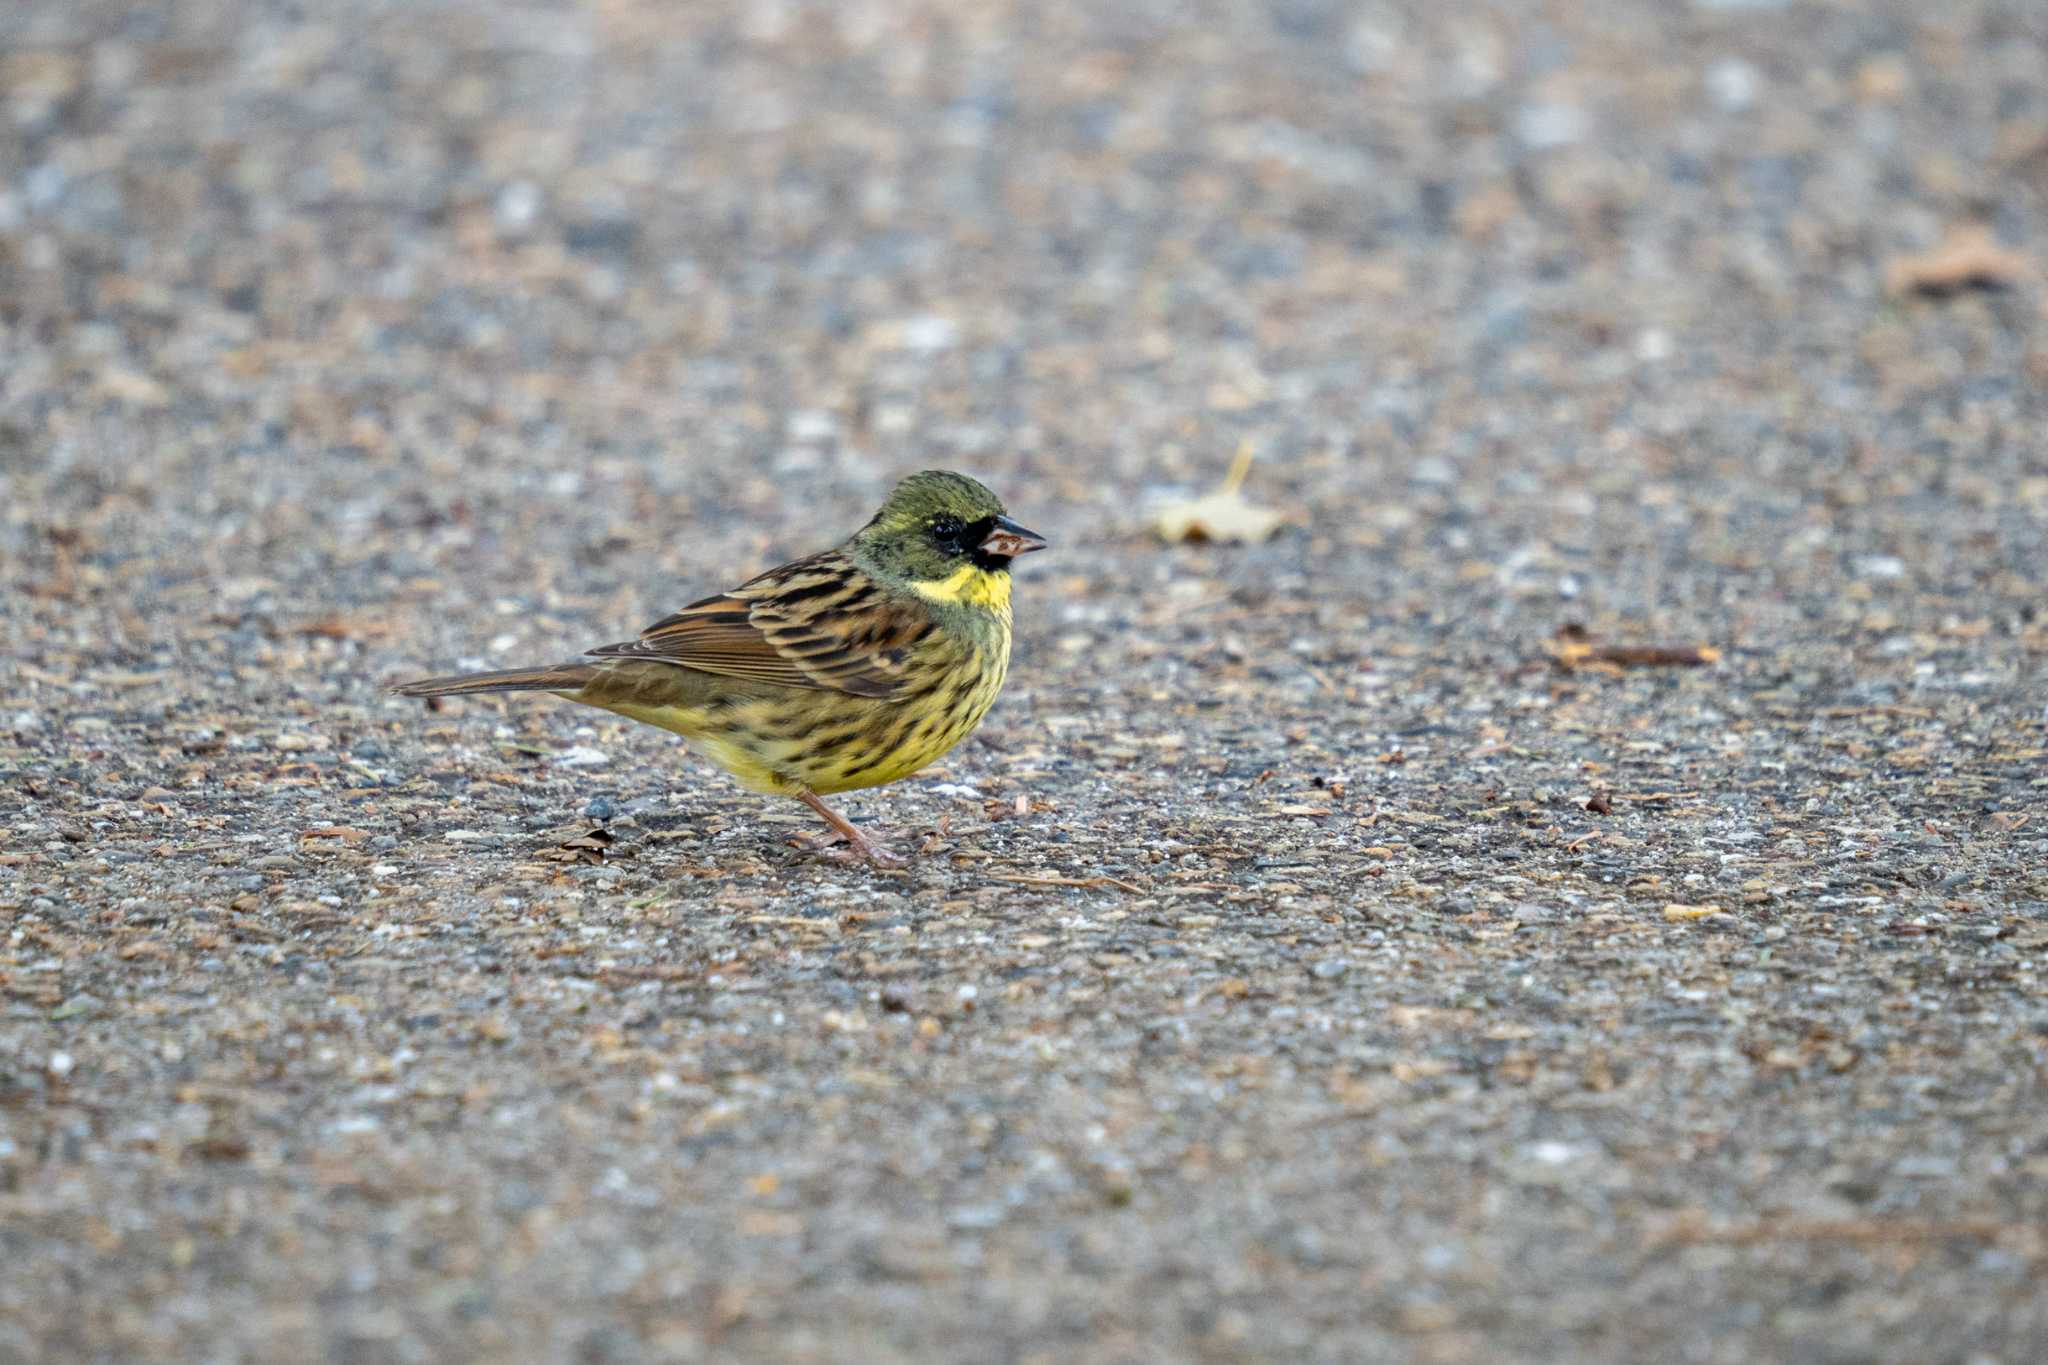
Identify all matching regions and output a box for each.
[575,583,1014,799]
[807,619,1011,792]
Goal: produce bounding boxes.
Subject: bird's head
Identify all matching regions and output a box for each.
[851,470,1047,603]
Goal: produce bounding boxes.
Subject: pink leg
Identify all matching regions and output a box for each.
[796,790,908,868]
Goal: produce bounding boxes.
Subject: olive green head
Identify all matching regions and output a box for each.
[850,470,1048,587]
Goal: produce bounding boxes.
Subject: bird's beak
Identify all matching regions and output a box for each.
[979,515,1048,559]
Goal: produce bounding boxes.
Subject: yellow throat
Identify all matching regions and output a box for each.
[908,564,1012,610]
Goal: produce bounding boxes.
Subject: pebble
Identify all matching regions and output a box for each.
[1705,59,1760,113]
[1514,103,1589,150]
[494,180,543,234]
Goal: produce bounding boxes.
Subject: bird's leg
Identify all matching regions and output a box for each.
[794,789,908,868]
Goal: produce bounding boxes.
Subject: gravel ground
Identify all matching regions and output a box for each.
[5,1,2048,1360]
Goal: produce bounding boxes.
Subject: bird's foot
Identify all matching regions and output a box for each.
[793,790,910,869]
[789,827,908,868]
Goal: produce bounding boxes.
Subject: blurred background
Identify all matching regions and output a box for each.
[6,0,2043,664]
[6,2,2048,1361]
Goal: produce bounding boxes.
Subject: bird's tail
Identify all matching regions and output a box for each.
[391,663,600,699]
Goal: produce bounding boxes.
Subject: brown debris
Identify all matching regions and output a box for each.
[533,825,621,865]
[1548,624,1722,671]
[299,825,371,844]
[1652,1216,2010,1249]
[1885,224,2033,298]
[986,871,1146,894]
[299,616,395,640]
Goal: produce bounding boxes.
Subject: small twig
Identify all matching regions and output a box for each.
[988,872,1146,894]
[590,965,700,984]
[1652,1217,2010,1249]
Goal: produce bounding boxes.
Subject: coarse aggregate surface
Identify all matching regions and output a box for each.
[4,1,2047,1361]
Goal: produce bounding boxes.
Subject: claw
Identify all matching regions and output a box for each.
[793,791,910,869]
[788,828,906,867]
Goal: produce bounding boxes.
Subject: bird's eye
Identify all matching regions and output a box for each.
[929,515,966,550]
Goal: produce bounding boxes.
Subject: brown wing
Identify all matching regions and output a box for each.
[584,551,925,698]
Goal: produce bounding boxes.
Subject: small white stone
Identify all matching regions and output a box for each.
[494,180,542,233]
[1515,103,1588,150]
[1706,59,1759,112]
[786,409,838,442]
[899,315,960,352]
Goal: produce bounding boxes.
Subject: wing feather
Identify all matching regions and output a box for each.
[584,552,923,698]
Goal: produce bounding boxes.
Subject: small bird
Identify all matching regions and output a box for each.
[393,471,1047,866]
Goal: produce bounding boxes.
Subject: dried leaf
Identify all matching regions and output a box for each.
[1152,443,1287,544]
[1548,625,1721,670]
[300,825,370,844]
[300,617,394,640]
[535,825,620,865]
[1885,224,2032,297]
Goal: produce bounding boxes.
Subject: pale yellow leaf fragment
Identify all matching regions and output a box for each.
[1152,443,1287,544]
[1662,904,1721,922]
